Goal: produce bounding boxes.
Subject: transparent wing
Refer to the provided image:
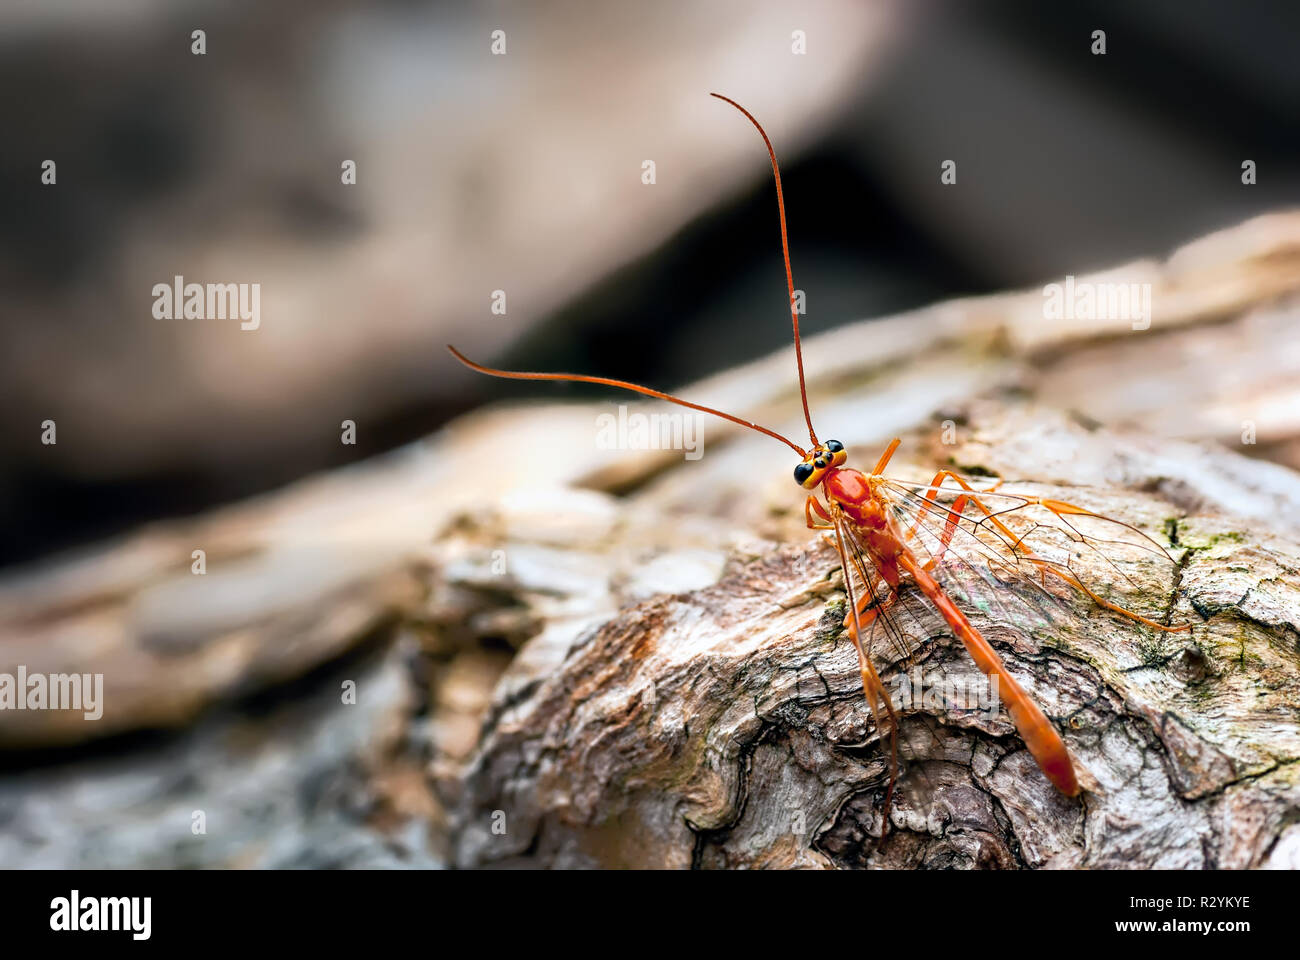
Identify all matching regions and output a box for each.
[875,477,1185,639]
[831,509,1000,838]
[833,508,943,670]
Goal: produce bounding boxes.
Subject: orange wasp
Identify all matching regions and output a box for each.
[450,93,1190,827]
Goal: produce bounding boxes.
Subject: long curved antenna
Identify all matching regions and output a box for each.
[710,93,819,448]
[448,346,808,456]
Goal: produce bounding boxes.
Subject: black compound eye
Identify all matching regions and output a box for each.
[793,462,814,485]
[826,440,843,453]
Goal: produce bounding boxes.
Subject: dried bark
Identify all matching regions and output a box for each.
[438,212,1300,868]
[2,212,1300,868]
[444,406,1300,869]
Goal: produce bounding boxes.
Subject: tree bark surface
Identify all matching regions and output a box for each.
[442,212,1300,868]
[2,213,1299,869]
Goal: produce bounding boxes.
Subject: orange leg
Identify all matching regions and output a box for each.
[871,437,902,476]
[910,489,970,571]
[805,495,833,530]
[832,532,901,835]
[843,581,899,645]
[903,469,1006,571]
[904,469,1003,555]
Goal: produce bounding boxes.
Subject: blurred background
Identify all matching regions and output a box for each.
[4,0,1297,569]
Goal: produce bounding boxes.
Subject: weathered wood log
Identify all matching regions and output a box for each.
[2,212,1299,868]
[435,212,1300,868]
[443,405,1300,868]
[0,640,445,869]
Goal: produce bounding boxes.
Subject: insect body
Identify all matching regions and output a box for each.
[450,93,1188,829]
[806,441,1081,799]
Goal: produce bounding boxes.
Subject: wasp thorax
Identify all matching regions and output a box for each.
[793,439,846,489]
